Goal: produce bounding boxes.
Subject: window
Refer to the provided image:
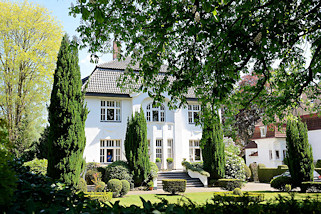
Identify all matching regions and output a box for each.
[275,150,280,159]
[189,140,201,162]
[146,103,165,122]
[260,126,267,138]
[283,150,286,159]
[156,139,163,162]
[101,101,121,122]
[167,139,173,159]
[188,104,200,124]
[269,150,273,160]
[100,140,121,163]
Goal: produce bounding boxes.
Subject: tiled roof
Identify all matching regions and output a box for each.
[83,59,196,98]
[244,141,257,149]
[249,151,258,156]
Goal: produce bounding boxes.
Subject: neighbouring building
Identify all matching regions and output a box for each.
[82,58,202,170]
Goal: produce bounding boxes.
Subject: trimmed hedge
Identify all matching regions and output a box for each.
[104,161,134,189]
[162,179,186,194]
[270,176,292,191]
[182,161,210,177]
[213,192,264,202]
[258,165,288,183]
[244,164,251,180]
[120,180,130,197]
[216,179,244,191]
[85,192,113,203]
[301,182,321,193]
[94,181,106,192]
[107,179,122,197]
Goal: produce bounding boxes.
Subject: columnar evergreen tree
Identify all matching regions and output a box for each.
[286,116,314,187]
[47,35,88,188]
[124,107,150,186]
[200,107,225,179]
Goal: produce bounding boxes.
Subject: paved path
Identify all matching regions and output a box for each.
[127,182,275,195]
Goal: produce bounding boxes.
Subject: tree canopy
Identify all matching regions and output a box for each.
[0,1,63,156]
[71,0,321,122]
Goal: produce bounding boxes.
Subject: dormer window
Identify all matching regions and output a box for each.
[146,103,165,122]
[259,126,267,138]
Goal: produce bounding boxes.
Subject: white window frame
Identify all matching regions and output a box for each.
[100,100,121,122]
[189,140,202,162]
[167,139,173,159]
[100,139,121,163]
[260,126,267,138]
[156,139,163,162]
[146,103,165,122]
[188,104,200,124]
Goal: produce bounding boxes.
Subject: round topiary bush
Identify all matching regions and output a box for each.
[77,178,87,192]
[120,180,130,197]
[270,176,292,191]
[104,161,134,189]
[95,181,106,192]
[85,169,101,185]
[107,179,122,198]
[233,188,243,196]
[244,164,251,180]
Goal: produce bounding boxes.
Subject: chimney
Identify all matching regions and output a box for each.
[113,40,119,61]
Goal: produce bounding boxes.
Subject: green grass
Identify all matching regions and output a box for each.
[110,191,321,207]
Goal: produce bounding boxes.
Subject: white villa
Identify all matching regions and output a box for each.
[82,58,202,170]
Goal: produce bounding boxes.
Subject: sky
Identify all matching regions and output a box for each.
[25,0,113,78]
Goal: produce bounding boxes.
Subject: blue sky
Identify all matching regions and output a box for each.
[26,0,112,78]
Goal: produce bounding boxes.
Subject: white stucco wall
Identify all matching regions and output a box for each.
[308,130,321,161]
[83,94,202,170]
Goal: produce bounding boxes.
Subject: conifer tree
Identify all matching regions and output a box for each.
[201,107,225,179]
[124,107,150,186]
[286,116,314,187]
[47,35,88,188]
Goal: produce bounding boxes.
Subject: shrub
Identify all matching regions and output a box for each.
[156,158,161,162]
[233,188,243,196]
[120,180,130,197]
[77,178,87,192]
[285,184,292,192]
[95,181,106,192]
[258,163,266,168]
[107,179,122,197]
[147,181,154,188]
[162,179,186,194]
[85,169,101,185]
[23,158,48,175]
[97,166,106,179]
[0,149,16,207]
[213,192,264,202]
[316,160,321,168]
[249,163,258,182]
[258,165,288,183]
[149,162,158,179]
[191,161,203,169]
[166,158,173,163]
[85,192,113,203]
[86,162,100,170]
[301,182,321,193]
[270,176,292,191]
[225,151,246,180]
[182,161,210,177]
[216,179,244,191]
[104,161,134,189]
[244,164,251,180]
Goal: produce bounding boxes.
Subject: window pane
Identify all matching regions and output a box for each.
[116,101,120,107]
[107,109,115,120]
[147,111,150,121]
[193,105,199,110]
[188,112,193,123]
[188,105,192,110]
[160,105,164,110]
[153,110,159,121]
[147,104,150,110]
[116,109,120,121]
[189,141,193,147]
[160,112,165,122]
[101,109,105,121]
[101,101,105,106]
[195,149,201,161]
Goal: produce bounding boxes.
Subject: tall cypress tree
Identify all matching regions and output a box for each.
[124,107,150,186]
[47,35,88,188]
[201,106,225,179]
[286,116,314,187]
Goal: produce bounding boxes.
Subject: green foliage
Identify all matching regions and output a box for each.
[162,179,186,194]
[301,182,321,193]
[124,108,150,186]
[95,181,106,192]
[200,110,225,179]
[147,181,154,188]
[77,178,87,192]
[286,116,314,187]
[224,138,246,180]
[258,163,266,169]
[85,169,102,185]
[285,184,292,193]
[155,158,161,162]
[166,158,173,163]
[233,188,243,196]
[86,162,100,170]
[47,34,88,188]
[244,164,251,180]
[258,165,289,183]
[107,179,122,198]
[23,158,48,175]
[213,192,265,203]
[217,179,244,191]
[149,162,158,180]
[182,161,210,177]
[104,161,134,189]
[270,176,293,191]
[120,180,130,197]
[315,160,321,168]
[249,163,259,182]
[315,168,321,175]
[85,192,113,203]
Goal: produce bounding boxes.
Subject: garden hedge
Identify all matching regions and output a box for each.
[258,165,288,183]
[213,192,264,202]
[270,176,292,191]
[107,179,122,197]
[301,182,321,193]
[162,179,186,194]
[216,179,244,190]
[85,192,113,203]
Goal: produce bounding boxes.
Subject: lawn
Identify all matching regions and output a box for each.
[110,191,321,207]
